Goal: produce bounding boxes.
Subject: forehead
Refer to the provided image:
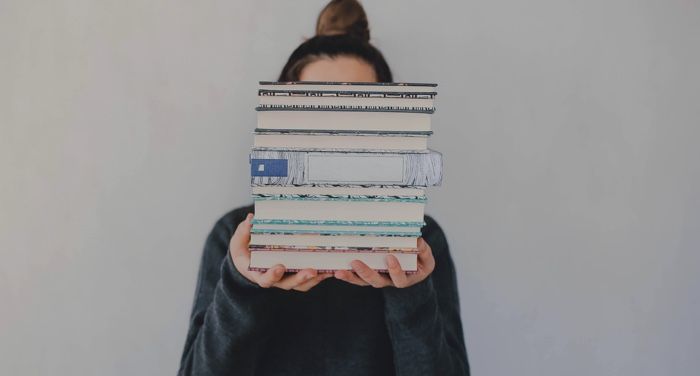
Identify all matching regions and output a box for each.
[299,55,378,82]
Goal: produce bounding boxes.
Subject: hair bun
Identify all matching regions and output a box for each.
[315,0,370,42]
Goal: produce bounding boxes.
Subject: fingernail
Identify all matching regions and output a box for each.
[246,213,254,223]
[386,255,398,268]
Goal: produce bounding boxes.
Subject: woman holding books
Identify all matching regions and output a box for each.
[178,1,469,375]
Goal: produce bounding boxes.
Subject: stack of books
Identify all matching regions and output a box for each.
[248,81,442,273]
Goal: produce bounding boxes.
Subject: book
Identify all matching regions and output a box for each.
[251,185,426,197]
[256,82,436,132]
[251,218,424,238]
[258,89,435,108]
[251,224,422,237]
[250,149,443,187]
[257,110,432,132]
[253,196,425,223]
[252,217,423,230]
[249,249,417,273]
[253,131,429,150]
[250,233,417,248]
[258,81,437,93]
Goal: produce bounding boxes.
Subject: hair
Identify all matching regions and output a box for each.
[277,0,393,82]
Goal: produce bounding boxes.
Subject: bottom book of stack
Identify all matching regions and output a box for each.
[249,245,419,273]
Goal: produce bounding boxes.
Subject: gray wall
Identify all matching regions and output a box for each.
[1,0,699,375]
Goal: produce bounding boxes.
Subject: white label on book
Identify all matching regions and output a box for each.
[307,154,404,184]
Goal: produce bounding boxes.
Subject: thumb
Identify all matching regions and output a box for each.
[230,213,254,257]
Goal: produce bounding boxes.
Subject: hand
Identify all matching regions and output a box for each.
[334,237,436,288]
[230,213,332,291]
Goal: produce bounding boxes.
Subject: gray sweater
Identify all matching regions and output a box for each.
[178,205,469,375]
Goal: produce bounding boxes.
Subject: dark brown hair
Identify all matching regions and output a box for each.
[316,0,370,41]
[277,0,393,82]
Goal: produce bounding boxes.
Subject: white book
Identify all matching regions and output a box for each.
[253,199,425,223]
[259,94,434,109]
[250,233,418,248]
[253,133,428,151]
[251,185,426,197]
[259,81,437,93]
[251,223,422,236]
[249,250,417,272]
[256,110,432,132]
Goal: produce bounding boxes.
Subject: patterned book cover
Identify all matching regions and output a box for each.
[259,89,436,98]
[254,129,433,136]
[251,218,423,237]
[256,104,435,114]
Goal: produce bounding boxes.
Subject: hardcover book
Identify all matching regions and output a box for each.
[250,149,443,187]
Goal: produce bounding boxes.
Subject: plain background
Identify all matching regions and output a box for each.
[1,0,699,375]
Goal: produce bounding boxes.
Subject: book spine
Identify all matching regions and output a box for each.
[250,229,421,237]
[251,219,426,227]
[250,150,442,187]
[256,104,435,114]
[248,267,417,274]
[248,245,420,253]
[252,194,426,203]
[258,89,437,99]
[258,81,437,87]
[254,129,433,136]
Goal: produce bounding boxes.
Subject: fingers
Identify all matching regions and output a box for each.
[272,268,317,291]
[334,269,370,286]
[386,254,410,288]
[293,273,333,292]
[252,264,286,288]
[350,260,392,288]
[230,213,254,259]
[417,238,435,274]
[252,267,331,291]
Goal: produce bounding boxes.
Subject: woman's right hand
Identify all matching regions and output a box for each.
[230,213,332,291]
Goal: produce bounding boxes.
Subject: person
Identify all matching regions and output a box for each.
[177,1,469,375]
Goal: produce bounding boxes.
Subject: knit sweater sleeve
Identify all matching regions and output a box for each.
[177,206,274,376]
[382,215,470,376]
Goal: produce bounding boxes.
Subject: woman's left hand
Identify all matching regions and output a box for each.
[334,237,435,288]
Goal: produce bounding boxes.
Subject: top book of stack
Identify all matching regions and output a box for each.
[256,81,437,135]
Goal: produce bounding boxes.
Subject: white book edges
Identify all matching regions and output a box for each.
[250,233,418,248]
[253,133,428,151]
[253,199,425,223]
[259,95,434,108]
[258,81,437,93]
[251,185,426,197]
[249,250,418,272]
[257,111,432,132]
